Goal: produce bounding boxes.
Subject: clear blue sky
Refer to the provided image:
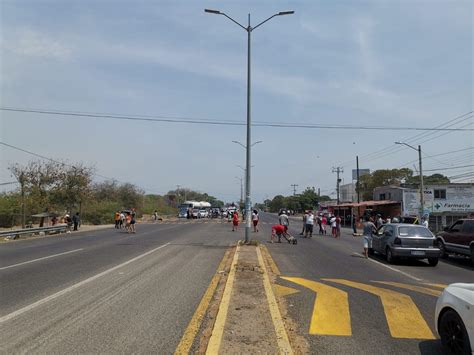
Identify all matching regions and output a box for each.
[1,0,472,203]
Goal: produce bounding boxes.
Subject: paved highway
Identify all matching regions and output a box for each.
[0,220,235,353]
[1,214,472,354]
[257,212,473,354]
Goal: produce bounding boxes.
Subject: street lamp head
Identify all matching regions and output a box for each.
[204,9,221,14]
[394,141,402,145]
[278,11,295,15]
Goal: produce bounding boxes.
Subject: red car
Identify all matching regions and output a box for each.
[436,219,474,263]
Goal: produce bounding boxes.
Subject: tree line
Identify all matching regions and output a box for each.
[0,160,223,228]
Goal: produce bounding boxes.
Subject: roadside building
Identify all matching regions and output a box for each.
[331,200,401,228]
[340,182,357,203]
[373,183,474,231]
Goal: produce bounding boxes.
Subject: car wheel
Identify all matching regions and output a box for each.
[427,258,438,266]
[438,239,448,259]
[439,309,472,355]
[386,247,395,264]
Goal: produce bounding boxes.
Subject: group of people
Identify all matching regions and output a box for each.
[298,211,342,238]
[114,209,137,233]
[63,212,80,233]
[231,209,260,232]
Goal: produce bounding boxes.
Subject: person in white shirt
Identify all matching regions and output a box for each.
[421,216,429,228]
[252,209,259,232]
[330,216,337,237]
[305,211,315,238]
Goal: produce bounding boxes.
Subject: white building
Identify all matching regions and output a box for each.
[374,184,474,231]
[340,182,357,203]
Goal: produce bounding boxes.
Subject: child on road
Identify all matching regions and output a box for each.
[232,211,239,231]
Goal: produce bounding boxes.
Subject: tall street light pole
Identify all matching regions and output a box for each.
[205,9,294,244]
[395,142,424,218]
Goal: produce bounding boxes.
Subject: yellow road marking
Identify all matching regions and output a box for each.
[257,246,294,354]
[423,282,448,289]
[205,245,240,355]
[324,279,435,339]
[282,277,352,336]
[372,281,442,297]
[274,284,300,298]
[260,245,281,275]
[174,248,232,355]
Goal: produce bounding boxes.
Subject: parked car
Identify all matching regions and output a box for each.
[370,224,440,266]
[198,209,209,218]
[435,283,473,354]
[192,208,199,219]
[436,219,474,263]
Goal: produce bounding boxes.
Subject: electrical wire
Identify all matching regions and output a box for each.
[2,107,473,131]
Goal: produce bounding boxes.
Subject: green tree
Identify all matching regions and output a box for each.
[359,168,413,200]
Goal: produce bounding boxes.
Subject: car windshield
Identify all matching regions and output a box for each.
[398,226,433,237]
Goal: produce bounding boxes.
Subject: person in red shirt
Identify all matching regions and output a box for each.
[232,211,239,231]
[271,224,288,243]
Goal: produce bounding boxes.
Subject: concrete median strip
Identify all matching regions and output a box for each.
[195,243,293,354]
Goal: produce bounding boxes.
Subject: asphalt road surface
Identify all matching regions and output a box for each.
[0,220,236,353]
[1,214,472,354]
[256,212,473,355]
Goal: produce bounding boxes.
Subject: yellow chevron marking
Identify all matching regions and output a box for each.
[274,284,300,298]
[372,281,441,297]
[282,277,351,336]
[324,279,435,339]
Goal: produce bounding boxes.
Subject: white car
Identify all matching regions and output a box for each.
[198,209,208,218]
[435,283,474,354]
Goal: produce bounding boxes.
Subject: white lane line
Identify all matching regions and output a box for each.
[0,249,84,271]
[0,242,170,324]
[353,252,423,282]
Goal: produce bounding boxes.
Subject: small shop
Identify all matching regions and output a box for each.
[331,200,402,228]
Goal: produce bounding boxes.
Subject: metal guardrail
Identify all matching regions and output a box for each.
[0,225,69,239]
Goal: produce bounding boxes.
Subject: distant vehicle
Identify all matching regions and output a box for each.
[435,283,473,354]
[436,219,474,263]
[370,224,440,266]
[198,209,209,218]
[192,208,199,219]
[178,208,188,218]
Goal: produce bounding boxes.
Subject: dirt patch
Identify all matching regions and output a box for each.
[219,245,280,354]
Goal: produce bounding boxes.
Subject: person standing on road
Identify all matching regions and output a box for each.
[72,212,80,231]
[119,211,125,229]
[232,210,239,231]
[64,214,73,233]
[330,216,337,237]
[153,210,158,221]
[321,215,327,235]
[335,214,341,238]
[130,209,137,233]
[115,211,121,229]
[362,217,377,258]
[125,212,132,233]
[299,211,307,235]
[305,211,314,238]
[279,211,289,229]
[317,215,324,235]
[252,209,259,232]
[376,214,383,229]
[352,214,357,234]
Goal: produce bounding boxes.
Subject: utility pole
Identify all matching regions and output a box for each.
[205,8,294,244]
[418,145,424,217]
[176,185,181,204]
[332,167,344,205]
[235,177,243,205]
[291,184,298,196]
[356,156,361,220]
[318,187,320,196]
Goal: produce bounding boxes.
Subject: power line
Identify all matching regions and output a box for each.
[338,111,473,168]
[2,107,473,131]
[0,141,166,194]
[422,164,474,172]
